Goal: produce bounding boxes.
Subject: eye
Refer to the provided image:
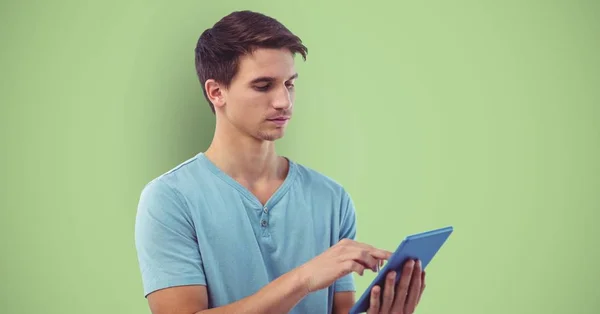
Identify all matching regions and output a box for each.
[254,84,270,92]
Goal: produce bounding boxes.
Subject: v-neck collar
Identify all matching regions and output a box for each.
[197,152,298,209]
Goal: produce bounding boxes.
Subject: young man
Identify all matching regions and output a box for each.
[135,10,426,314]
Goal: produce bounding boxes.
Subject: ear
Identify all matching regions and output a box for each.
[205,79,226,110]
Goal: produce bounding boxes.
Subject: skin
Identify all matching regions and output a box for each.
[145,47,426,314]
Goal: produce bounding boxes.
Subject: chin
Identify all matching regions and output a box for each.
[257,130,285,141]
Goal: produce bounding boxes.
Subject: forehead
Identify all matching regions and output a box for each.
[234,48,297,82]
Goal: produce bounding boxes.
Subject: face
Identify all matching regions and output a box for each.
[206,48,298,141]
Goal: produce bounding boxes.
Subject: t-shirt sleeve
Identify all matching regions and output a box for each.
[334,189,357,292]
[134,179,206,297]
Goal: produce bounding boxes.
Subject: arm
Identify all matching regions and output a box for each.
[135,180,312,314]
[147,269,310,314]
[332,291,356,314]
[135,180,210,314]
[332,189,360,312]
[136,181,389,314]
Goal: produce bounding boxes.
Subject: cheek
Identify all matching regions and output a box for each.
[228,92,267,117]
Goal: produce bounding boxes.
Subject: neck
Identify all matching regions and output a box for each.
[204,121,286,185]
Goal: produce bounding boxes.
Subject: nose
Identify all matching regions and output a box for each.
[272,85,292,110]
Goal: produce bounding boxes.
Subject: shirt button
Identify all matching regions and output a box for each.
[263,206,268,213]
[261,220,268,227]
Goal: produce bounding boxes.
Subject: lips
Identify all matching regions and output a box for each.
[267,117,290,126]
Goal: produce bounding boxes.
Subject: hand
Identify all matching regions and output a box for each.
[367,259,426,314]
[296,239,392,293]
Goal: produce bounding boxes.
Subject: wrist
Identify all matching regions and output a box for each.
[291,264,312,296]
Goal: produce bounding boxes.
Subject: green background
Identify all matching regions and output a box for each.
[1,0,599,313]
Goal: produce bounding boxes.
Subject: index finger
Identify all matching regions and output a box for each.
[341,240,393,260]
[363,245,392,260]
[373,249,393,260]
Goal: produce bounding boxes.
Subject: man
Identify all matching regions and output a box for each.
[135,10,426,314]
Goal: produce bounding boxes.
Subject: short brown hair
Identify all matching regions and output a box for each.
[194,10,308,113]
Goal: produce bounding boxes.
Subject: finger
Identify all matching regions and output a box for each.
[417,271,426,305]
[341,240,393,260]
[404,260,422,313]
[367,285,381,314]
[357,246,393,261]
[343,260,367,277]
[380,271,397,312]
[377,258,386,271]
[376,258,384,272]
[376,249,394,260]
[391,259,415,312]
[341,250,380,272]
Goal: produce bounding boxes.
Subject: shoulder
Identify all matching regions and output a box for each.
[293,161,346,190]
[142,153,204,192]
[140,152,220,196]
[290,160,353,205]
[137,153,207,217]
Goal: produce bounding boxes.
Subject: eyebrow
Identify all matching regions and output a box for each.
[250,73,298,84]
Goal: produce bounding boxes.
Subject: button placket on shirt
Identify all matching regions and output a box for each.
[260,205,269,228]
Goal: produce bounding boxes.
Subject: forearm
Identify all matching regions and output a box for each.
[196,268,309,314]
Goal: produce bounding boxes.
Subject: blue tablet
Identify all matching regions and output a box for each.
[348,226,454,314]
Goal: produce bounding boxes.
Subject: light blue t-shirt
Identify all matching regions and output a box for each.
[135,153,357,313]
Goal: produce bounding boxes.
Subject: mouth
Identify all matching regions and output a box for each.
[267,117,290,126]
